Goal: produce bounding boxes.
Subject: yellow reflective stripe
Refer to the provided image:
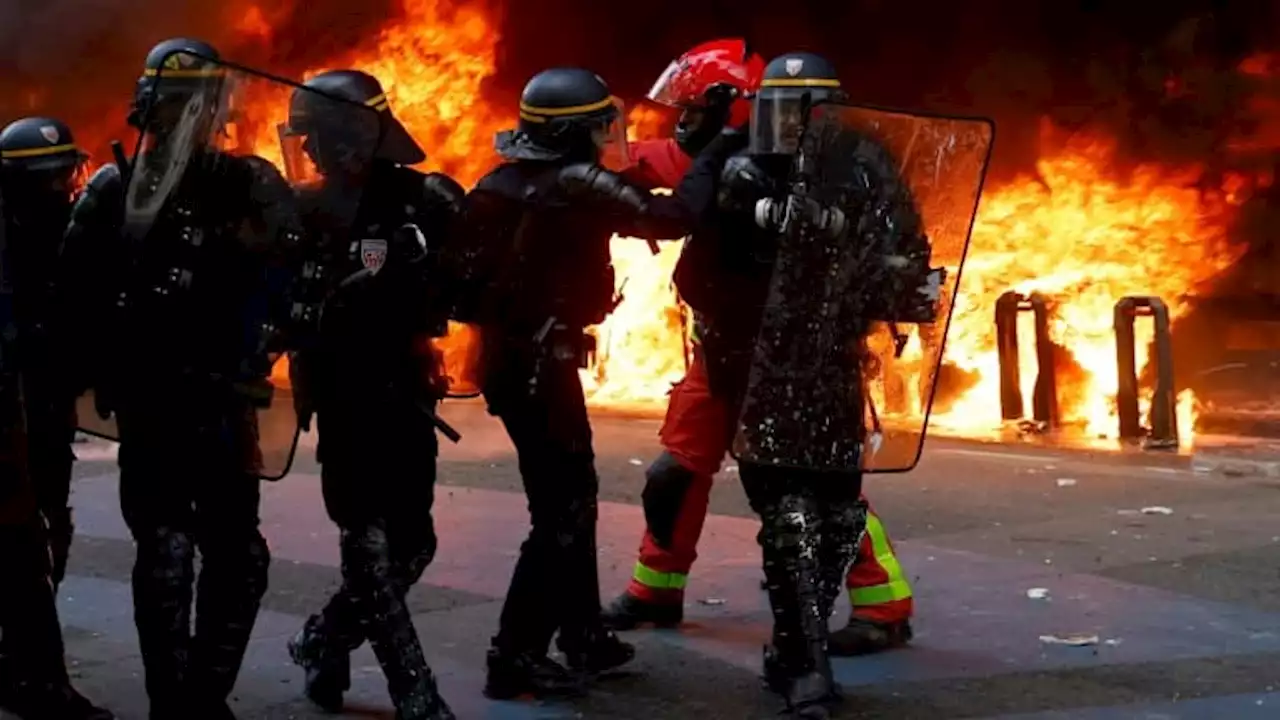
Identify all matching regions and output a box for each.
[519,96,615,117]
[632,561,687,590]
[365,93,387,107]
[849,513,913,607]
[1,144,76,159]
[519,111,548,124]
[851,579,912,606]
[143,68,226,78]
[760,78,841,88]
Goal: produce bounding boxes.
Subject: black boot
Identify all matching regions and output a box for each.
[783,671,838,719]
[760,645,839,718]
[556,626,636,674]
[601,592,683,630]
[287,624,349,713]
[828,617,913,656]
[482,646,585,700]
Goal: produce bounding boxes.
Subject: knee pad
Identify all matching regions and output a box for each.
[641,451,697,549]
[136,526,196,584]
[562,493,598,548]
[340,525,395,590]
[826,497,869,546]
[759,493,823,567]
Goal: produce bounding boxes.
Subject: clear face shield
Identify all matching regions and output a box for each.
[277,107,380,185]
[647,60,693,107]
[139,76,228,164]
[748,89,811,155]
[589,97,632,172]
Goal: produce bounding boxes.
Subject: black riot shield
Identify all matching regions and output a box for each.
[731,102,994,474]
[74,52,382,480]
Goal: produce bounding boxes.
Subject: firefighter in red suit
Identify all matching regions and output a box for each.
[606,38,914,656]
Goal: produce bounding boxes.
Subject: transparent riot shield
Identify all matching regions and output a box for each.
[75,52,382,480]
[731,101,994,473]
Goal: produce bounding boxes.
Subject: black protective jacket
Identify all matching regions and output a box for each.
[291,163,464,443]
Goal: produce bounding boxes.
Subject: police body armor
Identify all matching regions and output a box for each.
[293,165,463,428]
[68,46,383,481]
[464,164,624,333]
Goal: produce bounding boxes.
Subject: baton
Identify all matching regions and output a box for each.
[110,140,131,184]
[418,401,462,443]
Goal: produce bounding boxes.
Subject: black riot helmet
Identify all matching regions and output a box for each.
[279,69,424,183]
[127,38,226,133]
[495,68,630,169]
[749,52,846,156]
[0,117,88,197]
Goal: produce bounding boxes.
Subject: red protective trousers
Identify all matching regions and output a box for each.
[624,349,914,623]
[621,139,911,621]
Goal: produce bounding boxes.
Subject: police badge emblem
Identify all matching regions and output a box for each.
[785,58,804,76]
[39,125,59,144]
[360,238,388,274]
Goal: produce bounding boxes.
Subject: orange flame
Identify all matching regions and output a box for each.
[154,3,1278,447]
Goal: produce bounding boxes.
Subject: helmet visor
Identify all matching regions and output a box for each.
[647,59,699,108]
[748,89,810,155]
[590,97,632,172]
[277,125,321,185]
[275,109,379,184]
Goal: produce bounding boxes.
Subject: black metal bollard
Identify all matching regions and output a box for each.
[1113,296,1177,448]
[994,291,1059,427]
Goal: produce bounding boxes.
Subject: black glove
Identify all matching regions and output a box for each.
[389,223,429,266]
[288,354,314,431]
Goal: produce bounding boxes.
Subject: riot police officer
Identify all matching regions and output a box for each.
[678,52,867,717]
[455,67,737,699]
[64,38,301,719]
[0,116,87,590]
[1,148,113,712]
[0,165,113,720]
[280,69,462,720]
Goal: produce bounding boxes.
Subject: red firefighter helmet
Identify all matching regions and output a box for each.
[647,38,765,131]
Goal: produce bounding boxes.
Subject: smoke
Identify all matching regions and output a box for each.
[1,0,1277,179]
[0,0,396,156]
[492,0,1280,177]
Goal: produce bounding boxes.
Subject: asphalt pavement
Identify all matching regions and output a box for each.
[12,399,1280,719]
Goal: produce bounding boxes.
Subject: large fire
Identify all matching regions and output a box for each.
[124,2,1280,448]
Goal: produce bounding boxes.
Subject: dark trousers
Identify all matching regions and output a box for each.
[0,520,74,692]
[23,378,76,587]
[299,407,447,717]
[117,405,269,714]
[485,349,603,656]
[740,464,867,674]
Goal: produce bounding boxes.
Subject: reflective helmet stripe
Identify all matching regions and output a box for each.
[364,93,390,111]
[142,67,225,78]
[1,143,77,159]
[519,96,614,117]
[759,78,840,88]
